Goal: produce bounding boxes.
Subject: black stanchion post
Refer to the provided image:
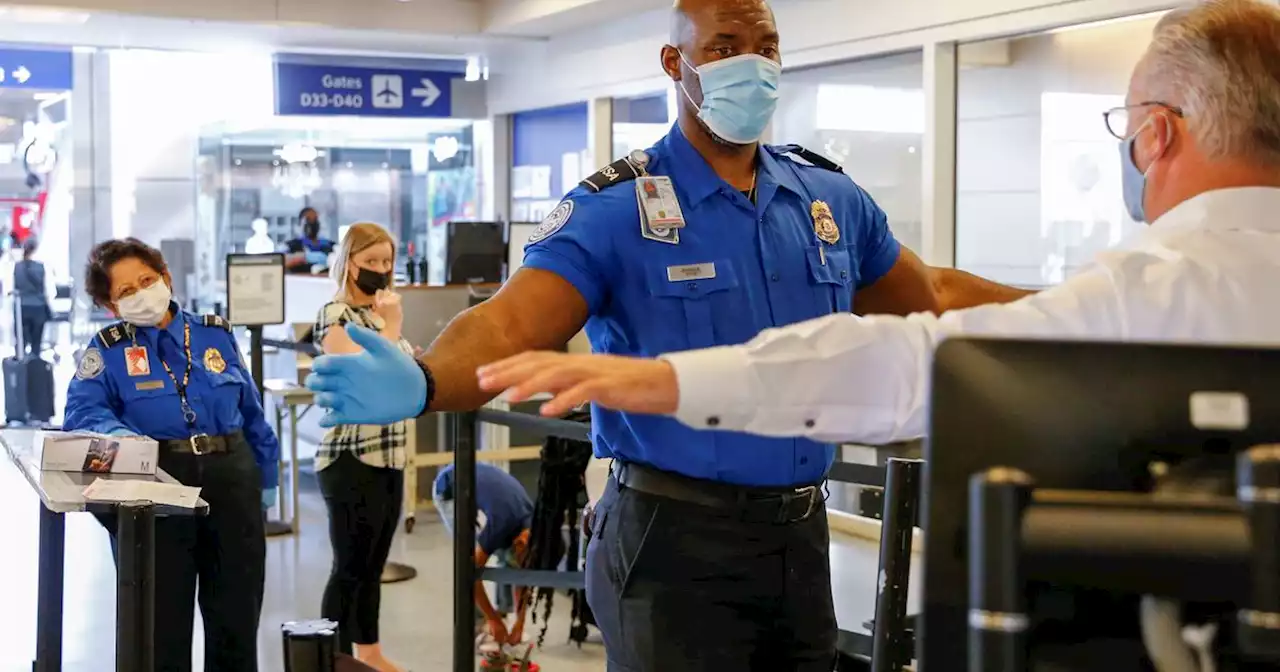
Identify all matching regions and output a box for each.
[34,505,65,672]
[281,620,339,672]
[1238,445,1280,660]
[116,500,156,672]
[968,467,1033,672]
[871,458,923,672]
[249,325,266,400]
[451,411,480,672]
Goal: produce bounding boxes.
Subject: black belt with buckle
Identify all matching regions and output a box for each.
[614,462,821,524]
[159,431,246,456]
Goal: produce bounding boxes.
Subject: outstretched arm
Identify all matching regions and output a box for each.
[422,268,590,412]
[930,267,1035,310]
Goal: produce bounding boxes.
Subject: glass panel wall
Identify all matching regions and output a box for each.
[774,51,925,253]
[955,14,1164,286]
[613,90,674,158]
[510,103,588,224]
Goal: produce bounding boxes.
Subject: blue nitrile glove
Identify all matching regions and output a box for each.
[306,324,427,427]
[262,487,277,511]
[108,428,134,437]
[305,250,328,266]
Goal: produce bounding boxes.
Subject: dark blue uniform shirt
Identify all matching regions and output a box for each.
[522,124,901,487]
[435,463,534,556]
[63,305,280,489]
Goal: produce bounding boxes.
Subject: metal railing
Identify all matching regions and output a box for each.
[443,407,924,672]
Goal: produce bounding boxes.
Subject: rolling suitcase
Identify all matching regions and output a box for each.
[5,294,55,424]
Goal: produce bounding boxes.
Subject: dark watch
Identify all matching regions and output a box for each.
[414,358,436,416]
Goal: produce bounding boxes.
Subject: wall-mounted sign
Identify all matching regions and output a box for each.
[0,48,73,91]
[273,60,454,118]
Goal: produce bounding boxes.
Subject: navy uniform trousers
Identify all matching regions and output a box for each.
[98,439,265,672]
[586,470,837,672]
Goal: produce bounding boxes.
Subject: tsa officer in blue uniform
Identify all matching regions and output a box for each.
[63,238,280,672]
[304,0,1027,668]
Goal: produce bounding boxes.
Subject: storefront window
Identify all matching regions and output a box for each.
[196,116,483,294]
[774,51,925,253]
[955,14,1164,286]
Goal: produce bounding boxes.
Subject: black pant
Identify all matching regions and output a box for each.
[19,308,46,355]
[318,451,405,653]
[98,446,266,672]
[587,476,837,672]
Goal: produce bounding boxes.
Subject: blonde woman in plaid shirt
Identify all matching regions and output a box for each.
[314,222,411,672]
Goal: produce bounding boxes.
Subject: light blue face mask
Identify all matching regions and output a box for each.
[1119,118,1156,223]
[679,52,782,145]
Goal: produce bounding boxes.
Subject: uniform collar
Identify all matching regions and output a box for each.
[163,303,186,340]
[660,124,804,206]
[1150,187,1280,235]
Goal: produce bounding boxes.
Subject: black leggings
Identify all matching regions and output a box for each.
[318,451,405,653]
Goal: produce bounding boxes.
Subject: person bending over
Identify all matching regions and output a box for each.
[434,462,534,651]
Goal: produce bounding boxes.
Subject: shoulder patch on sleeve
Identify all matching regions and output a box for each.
[96,322,134,348]
[771,144,845,174]
[580,150,648,193]
[202,314,232,331]
[76,347,105,380]
[526,200,574,245]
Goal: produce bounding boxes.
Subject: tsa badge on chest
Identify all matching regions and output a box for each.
[203,347,227,374]
[811,200,840,245]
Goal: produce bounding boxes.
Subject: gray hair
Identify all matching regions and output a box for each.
[1141,0,1280,165]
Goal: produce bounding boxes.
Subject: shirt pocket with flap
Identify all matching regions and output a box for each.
[805,244,855,314]
[645,259,742,350]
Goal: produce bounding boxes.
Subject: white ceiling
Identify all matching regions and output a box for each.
[0,0,669,60]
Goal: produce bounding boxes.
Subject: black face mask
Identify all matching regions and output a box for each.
[303,221,320,239]
[353,267,391,295]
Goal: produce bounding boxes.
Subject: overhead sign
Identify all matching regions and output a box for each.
[226,254,286,326]
[273,61,454,118]
[0,48,73,91]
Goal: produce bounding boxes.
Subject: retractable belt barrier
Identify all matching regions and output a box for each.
[445,408,924,672]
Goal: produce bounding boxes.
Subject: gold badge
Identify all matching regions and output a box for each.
[811,200,840,245]
[203,347,227,374]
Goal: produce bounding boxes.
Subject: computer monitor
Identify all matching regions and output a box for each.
[445,220,507,285]
[922,338,1280,670]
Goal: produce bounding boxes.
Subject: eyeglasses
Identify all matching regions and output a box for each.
[1103,101,1184,140]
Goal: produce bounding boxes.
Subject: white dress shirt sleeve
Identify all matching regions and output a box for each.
[661,263,1130,445]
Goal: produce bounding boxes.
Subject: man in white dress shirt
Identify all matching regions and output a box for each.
[475,0,1280,445]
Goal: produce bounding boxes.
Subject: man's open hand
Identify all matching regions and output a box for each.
[476,352,679,417]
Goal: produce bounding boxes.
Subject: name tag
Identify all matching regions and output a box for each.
[667,262,716,282]
[135,380,166,391]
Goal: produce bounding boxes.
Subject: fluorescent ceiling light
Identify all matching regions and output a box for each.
[0,6,91,24]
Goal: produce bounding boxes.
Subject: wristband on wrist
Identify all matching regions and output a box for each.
[415,358,437,416]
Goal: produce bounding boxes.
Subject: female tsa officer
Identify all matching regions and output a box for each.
[63,237,280,672]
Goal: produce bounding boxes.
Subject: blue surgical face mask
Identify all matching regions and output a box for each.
[1119,118,1155,223]
[678,51,781,145]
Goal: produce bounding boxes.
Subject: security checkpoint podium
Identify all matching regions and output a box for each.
[2,429,209,672]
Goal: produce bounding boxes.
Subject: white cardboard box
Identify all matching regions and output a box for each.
[37,431,159,475]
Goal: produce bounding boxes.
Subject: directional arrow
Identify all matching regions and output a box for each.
[410,78,441,107]
[13,66,30,84]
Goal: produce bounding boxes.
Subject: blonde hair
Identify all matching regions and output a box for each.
[330,222,396,299]
[1142,0,1280,166]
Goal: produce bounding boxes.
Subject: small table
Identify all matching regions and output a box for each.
[2,429,209,672]
[263,379,313,536]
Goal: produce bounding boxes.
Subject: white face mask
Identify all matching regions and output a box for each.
[116,281,172,327]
